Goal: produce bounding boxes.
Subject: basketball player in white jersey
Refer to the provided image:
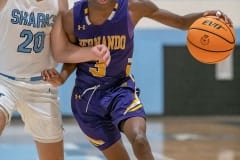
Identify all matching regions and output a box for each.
[0,0,110,160]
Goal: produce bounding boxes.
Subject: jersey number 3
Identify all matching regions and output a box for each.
[17,29,45,53]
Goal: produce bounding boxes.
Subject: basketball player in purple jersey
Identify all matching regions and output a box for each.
[0,0,110,160]
[43,0,232,159]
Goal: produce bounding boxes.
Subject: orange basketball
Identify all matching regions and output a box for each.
[187,16,235,64]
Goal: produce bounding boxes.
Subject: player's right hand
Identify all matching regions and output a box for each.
[41,68,64,87]
[91,44,111,66]
[202,10,233,26]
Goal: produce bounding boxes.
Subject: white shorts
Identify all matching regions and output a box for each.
[0,76,63,143]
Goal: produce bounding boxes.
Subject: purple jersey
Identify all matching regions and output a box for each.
[71,0,146,151]
[73,0,134,88]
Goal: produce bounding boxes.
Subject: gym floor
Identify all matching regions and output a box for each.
[0,116,240,160]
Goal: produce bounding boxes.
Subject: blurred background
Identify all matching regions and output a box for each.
[1,1,239,160]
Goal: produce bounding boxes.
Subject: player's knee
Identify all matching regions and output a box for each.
[131,133,154,159]
[131,133,148,148]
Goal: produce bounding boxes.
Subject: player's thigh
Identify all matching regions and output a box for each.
[20,86,63,143]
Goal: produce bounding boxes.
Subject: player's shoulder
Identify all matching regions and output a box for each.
[63,8,73,20]
[0,0,7,12]
[129,0,158,15]
[128,0,149,5]
[128,0,153,10]
[58,0,68,14]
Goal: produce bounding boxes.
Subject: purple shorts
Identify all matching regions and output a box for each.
[71,77,146,150]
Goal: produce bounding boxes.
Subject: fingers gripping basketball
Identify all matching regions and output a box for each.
[187,16,236,64]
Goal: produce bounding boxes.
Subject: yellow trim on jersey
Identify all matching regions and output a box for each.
[86,135,105,147]
[124,96,142,115]
[84,8,88,14]
[128,104,143,112]
[114,3,119,10]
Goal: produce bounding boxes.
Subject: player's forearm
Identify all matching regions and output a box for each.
[59,63,76,83]
[179,12,211,30]
[52,42,97,63]
[50,13,98,63]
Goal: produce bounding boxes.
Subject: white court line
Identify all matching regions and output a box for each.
[66,156,103,160]
[64,143,79,150]
[153,152,176,160]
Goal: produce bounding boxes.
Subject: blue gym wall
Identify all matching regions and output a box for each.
[59,28,240,116]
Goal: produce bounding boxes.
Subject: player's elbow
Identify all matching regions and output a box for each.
[50,38,71,63]
[51,47,66,63]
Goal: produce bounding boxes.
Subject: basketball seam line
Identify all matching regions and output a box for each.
[187,37,234,53]
[190,28,235,44]
[221,20,236,43]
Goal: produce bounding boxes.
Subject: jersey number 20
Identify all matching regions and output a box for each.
[17,29,45,53]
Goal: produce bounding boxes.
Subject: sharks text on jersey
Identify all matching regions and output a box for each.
[11,9,56,28]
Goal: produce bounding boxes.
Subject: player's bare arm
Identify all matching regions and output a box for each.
[63,9,77,44]
[129,0,232,30]
[51,2,111,65]
[62,8,111,65]
[0,0,7,11]
[50,5,101,63]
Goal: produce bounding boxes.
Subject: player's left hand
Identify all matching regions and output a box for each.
[41,68,64,87]
[203,10,233,26]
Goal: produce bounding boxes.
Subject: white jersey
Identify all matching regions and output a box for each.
[0,0,59,78]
